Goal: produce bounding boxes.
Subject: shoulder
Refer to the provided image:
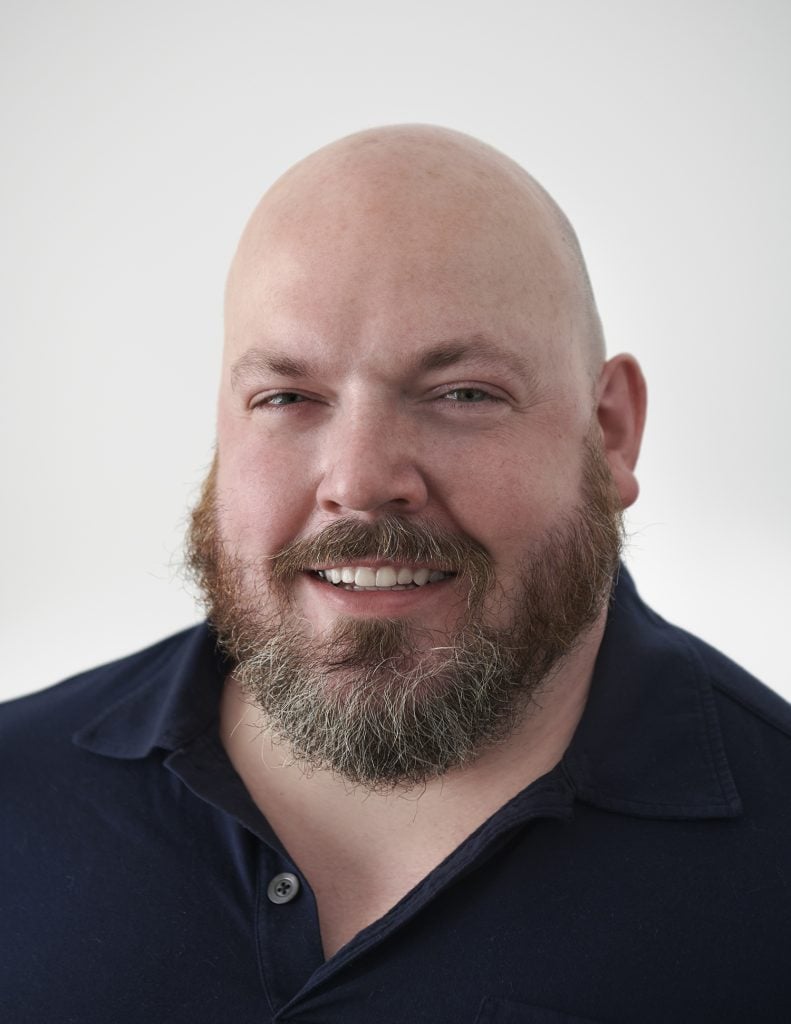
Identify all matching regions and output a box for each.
[704,642,791,739]
[669,619,791,742]
[640,605,791,819]
[0,626,206,753]
[591,570,791,823]
[618,575,791,741]
[682,629,791,796]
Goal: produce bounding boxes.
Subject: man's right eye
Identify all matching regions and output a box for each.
[252,392,308,408]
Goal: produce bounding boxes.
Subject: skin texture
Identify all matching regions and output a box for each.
[206,124,647,955]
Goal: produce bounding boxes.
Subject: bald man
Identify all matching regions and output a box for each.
[2,126,790,1023]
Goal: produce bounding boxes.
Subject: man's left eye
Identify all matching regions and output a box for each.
[441,387,495,403]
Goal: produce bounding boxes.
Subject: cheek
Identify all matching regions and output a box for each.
[441,439,584,557]
[216,415,316,558]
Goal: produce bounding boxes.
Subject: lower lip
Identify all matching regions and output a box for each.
[302,572,455,616]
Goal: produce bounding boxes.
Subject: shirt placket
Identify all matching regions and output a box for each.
[254,842,325,1013]
[164,729,328,1015]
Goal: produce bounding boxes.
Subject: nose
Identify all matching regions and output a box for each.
[315,406,430,516]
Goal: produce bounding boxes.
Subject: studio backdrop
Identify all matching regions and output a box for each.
[1,0,788,700]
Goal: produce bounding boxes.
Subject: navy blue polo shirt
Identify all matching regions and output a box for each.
[2,568,791,1022]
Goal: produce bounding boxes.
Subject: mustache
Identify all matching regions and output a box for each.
[269,514,494,604]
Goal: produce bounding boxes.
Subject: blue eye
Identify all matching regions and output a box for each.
[443,387,493,403]
[255,392,308,408]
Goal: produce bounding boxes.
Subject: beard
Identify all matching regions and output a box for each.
[186,432,623,790]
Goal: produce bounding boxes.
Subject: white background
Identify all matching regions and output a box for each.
[1,0,789,702]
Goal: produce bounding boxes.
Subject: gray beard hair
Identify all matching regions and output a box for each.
[187,435,623,790]
[232,616,527,790]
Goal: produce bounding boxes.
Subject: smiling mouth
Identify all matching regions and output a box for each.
[310,564,455,591]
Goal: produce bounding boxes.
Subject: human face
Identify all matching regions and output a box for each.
[215,186,599,652]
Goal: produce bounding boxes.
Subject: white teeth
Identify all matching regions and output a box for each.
[354,567,377,587]
[315,565,451,589]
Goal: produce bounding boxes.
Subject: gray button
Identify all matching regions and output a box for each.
[267,872,300,905]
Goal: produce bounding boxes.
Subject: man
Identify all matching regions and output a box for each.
[2,125,789,1022]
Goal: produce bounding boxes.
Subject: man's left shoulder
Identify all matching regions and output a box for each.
[688,628,791,737]
[683,628,791,799]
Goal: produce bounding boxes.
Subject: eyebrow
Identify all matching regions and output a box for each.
[230,350,312,392]
[416,334,534,381]
[230,333,536,392]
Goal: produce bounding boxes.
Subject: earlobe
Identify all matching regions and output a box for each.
[595,354,647,510]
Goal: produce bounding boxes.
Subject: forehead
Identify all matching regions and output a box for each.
[227,228,580,376]
[222,149,592,387]
[225,280,574,404]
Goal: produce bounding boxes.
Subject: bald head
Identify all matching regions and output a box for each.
[225,124,605,382]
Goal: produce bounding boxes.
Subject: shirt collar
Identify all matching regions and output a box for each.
[73,567,741,821]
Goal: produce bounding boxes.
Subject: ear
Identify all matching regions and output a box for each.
[595,354,647,509]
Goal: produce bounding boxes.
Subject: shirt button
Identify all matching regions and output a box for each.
[267,872,300,905]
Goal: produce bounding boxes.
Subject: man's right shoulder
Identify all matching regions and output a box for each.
[0,625,206,747]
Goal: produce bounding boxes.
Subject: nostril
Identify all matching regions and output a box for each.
[316,462,429,516]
